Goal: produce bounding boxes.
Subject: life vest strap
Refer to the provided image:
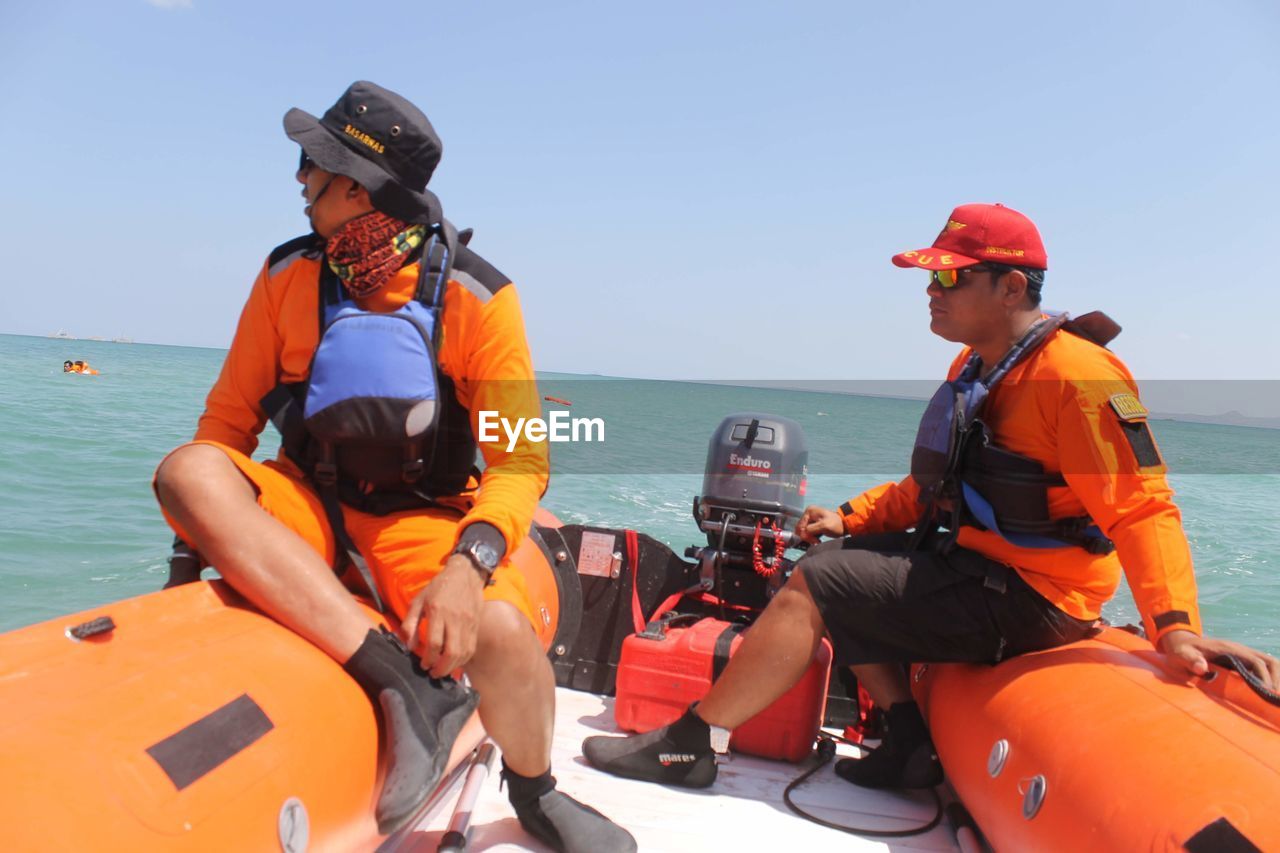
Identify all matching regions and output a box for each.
[313,443,338,487]
[261,383,308,461]
[316,486,386,614]
[962,484,1113,553]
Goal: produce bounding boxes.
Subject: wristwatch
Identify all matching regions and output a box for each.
[453,539,500,585]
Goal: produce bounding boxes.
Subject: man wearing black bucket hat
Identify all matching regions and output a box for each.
[582,202,1279,793]
[284,82,445,224]
[154,82,634,851]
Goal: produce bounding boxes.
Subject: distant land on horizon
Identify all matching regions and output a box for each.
[696,379,1280,431]
[1148,411,1280,431]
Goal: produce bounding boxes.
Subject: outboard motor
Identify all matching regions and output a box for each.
[688,413,809,606]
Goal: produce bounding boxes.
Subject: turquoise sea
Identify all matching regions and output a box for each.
[1,333,1277,654]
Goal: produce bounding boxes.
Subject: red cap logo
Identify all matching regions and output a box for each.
[892,203,1047,270]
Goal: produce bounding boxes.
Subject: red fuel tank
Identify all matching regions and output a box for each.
[614,616,831,763]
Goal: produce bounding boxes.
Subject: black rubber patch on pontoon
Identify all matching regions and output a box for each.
[1183,817,1262,853]
[68,615,115,640]
[146,694,274,790]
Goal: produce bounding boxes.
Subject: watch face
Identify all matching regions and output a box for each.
[473,543,499,570]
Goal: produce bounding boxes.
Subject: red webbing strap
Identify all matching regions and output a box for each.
[649,590,686,625]
[627,529,645,634]
[627,529,691,633]
[695,591,757,615]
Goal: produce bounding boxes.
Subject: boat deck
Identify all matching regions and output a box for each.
[403,687,960,852]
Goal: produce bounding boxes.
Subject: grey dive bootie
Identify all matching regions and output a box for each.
[343,627,479,833]
[501,760,638,852]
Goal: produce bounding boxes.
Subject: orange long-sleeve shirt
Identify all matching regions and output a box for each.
[195,236,549,558]
[838,328,1201,643]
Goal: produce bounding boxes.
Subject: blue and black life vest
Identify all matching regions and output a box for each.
[909,312,1119,555]
[262,221,479,518]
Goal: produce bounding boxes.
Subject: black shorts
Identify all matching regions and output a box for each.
[799,533,1095,667]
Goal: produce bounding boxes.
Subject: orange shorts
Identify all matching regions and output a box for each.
[158,441,535,627]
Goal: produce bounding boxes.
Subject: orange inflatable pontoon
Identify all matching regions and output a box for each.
[914,625,1280,851]
[0,512,574,850]
[5,507,1279,851]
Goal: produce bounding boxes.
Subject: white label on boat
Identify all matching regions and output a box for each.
[577,531,618,577]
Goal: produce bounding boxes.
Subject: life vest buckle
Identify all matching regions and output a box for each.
[314,461,338,487]
[1083,536,1116,556]
[401,459,425,484]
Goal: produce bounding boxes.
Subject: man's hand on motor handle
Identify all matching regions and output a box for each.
[794,505,845,544]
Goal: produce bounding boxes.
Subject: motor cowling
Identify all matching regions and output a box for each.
[693,414,808,583]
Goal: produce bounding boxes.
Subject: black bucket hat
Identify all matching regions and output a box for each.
[284,81,443,223]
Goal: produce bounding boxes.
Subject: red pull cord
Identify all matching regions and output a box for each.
[752,518,787,578]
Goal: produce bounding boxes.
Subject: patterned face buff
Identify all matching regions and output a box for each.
[326,211,427,297]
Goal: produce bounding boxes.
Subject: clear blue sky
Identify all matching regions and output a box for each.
[4,0,1279,390]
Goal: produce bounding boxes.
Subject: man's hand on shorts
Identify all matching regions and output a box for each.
[1158,629,1279,691]
[795,505,845,544]
[400,554,486,678]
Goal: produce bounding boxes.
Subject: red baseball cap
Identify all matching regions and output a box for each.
[892,203,1047,271]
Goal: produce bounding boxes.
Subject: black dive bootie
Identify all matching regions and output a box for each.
[580,706,718,789]
[501,761,637,853]
[834,700,943,789]
[343,627,480,833]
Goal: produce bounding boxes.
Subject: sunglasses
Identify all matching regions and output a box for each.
[298,151,317,173]
[930,265,999,289]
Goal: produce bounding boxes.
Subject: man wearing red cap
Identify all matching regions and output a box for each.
[582,203,1279,791]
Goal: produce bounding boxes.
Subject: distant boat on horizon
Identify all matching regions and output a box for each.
[48,329,73,339]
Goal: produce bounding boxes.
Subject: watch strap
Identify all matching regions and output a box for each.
[455,522,507,562]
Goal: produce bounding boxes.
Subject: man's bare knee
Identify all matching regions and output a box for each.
[155,444,250,508]
[759,569,824,630]
[777,569,817,608]
[472,601,538,668]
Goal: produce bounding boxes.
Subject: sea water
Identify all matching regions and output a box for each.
[1,333,1276,653]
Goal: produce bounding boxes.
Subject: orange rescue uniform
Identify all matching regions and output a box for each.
[837,328,1201,644]
[161,239,549,621]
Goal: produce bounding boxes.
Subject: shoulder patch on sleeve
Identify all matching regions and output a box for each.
[1108,393,1163,468]
[1119,421,1164,469]
[1108,392,1148,422]
[450,245,511,304]
[267,234,321,277]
